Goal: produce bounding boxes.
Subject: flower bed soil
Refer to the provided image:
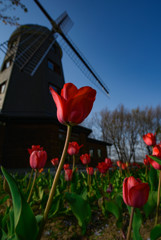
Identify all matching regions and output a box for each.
[41,210,161,240]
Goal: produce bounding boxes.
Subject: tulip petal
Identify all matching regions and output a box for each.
[123,176,140,206]
[30,151,38,169]
[148,157,161,170]
[50,87,68,124]
[67,93,96,124]
[129,183,149,208]
[61,83,78,100]
[123,178,129,205]
[75,86,96,99]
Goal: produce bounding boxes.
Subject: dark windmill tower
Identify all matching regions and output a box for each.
[0,24,64,117]
[0,1,110,169]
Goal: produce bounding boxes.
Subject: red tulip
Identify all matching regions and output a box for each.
[123,176,149,208]
[49,83,96,125]
[153,144,161,159]
[116,160,122,167]
[144,156,150,166]
[51,158,59,166]
[147,155,161,170]
[143,132,156,146]
[80,153,91,165]
[105,158,112,168]
[28,145,43,155]
[86,167,94,175]
[30,150,47,170]
[64,169,73,181]
[121,163,127,170]
[67,142,83,155]
[63,164,70,170]
[97,162,109,174]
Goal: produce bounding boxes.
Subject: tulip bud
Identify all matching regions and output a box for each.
[50,83,96,125]
[30,150,47,170]
[86,167,94,175]
[105,158,112,168]
[143,132,156,146]
[123,176,149,208]
[64,169,73,181]
[80,153,91,165]
[97,162,109,174]
[67,142,83,155]
[51,158,59,166]
[63,164,70,170]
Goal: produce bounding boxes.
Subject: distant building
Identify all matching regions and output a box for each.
[0,24,111,168]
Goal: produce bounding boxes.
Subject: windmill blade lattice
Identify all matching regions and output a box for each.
[34,0,109,96]
[57,33,109,96]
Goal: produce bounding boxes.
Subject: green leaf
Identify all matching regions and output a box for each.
[65,192,91,235]
[149,156,161,165]
[104,200,120,219]
[35,215,43,225]
[104,199,122,228]
[149,166,158,191]
[143,191,157,217]
[1,167,39,240]
[132,208,142,240]
[7,208,14,237]
[0,195,9,205]
[150,224,161,240]
[48,195,62,218]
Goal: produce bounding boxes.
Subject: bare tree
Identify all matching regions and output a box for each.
[0,0,27,26]
[98,105,161,163]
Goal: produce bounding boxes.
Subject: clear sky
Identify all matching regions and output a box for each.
[0,0,161,116]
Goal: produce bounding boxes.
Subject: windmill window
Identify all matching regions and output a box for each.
[2,56,13,70]
[97,149,102,158]
[0,81,7,94]
[48,60,54,71]
[47,59,61,75]
[89,149,94,157]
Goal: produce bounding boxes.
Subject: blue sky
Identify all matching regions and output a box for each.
[0,0,161,115]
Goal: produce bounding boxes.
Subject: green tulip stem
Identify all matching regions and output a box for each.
[86,164,90,186]
[155,170,161,226]
[72,155,76,171]
[38,124,72,239]
[107,169,110,182]
[126,207,135,240]
[119,167,122,177]
[27,169,37,203]
[26,168,34,192]
[145,165,148,181]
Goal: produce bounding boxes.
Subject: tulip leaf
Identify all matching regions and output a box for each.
[48,195,63,218]
[104,200,120,219]
[65,192,91,235]
[132,208,142,240]
[35,215,43,225]
[150,224,161,240]
[143,191,157,217]
[1,167,39,240]
[149,156,161,165]
[104,199,122,228]
[149,166,158,191]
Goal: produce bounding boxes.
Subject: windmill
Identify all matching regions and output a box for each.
[33,0,109,96]
[0,0,111,168]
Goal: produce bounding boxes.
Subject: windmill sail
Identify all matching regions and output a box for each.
[0,25,56,75]
[34,0,109,95]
